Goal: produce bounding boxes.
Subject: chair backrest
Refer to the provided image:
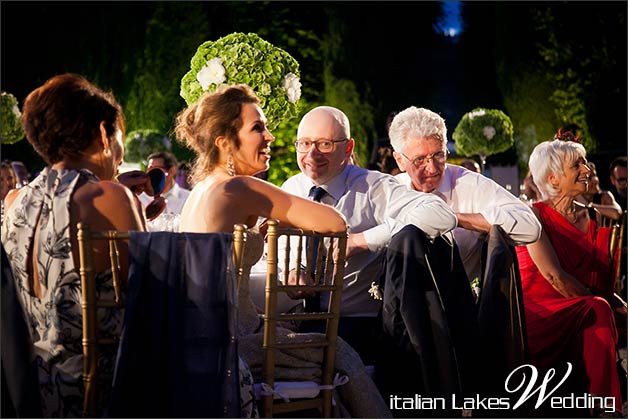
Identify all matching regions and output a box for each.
[76,223,128,418]
[609,211,627,294]
[252,220,347,418]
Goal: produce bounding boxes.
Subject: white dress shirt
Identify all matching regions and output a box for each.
[396,164,542,282]
[139,183,191,231]
[282,164,457,317]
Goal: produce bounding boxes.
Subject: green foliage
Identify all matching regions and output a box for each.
[501,71,560,175]
[1,92,24,145]
[266,113,301,186]
[321,15,376,166]
[529,4,612,153]
[124,129,172,164]
[180,32,301,130]
[453,108,514,158]
[123,3,209,164]
[323,72,374,166]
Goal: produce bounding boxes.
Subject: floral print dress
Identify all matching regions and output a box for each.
[1,167,123,417]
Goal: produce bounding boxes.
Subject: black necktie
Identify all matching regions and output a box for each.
[309,186,327,203]
[305,186,327,312]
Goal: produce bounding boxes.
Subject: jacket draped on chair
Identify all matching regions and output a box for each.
[476,225,529,417]
[107,231,240,418]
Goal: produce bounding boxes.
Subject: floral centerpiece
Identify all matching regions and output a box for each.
[124,129,172,164]
[1,92,25,144]
[452,108,514,169]
[180,32,301,130]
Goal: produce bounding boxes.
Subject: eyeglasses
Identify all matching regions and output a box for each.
[294,138,348,153]
[400,150,448,168]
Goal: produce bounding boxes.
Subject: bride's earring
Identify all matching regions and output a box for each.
[227,154,236,177]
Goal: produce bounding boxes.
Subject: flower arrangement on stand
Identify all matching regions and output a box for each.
[124,129,172,166]
[180,32,301,130]
[452,107,514,173]
[1,92,24,144]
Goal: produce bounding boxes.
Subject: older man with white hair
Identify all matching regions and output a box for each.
[389,106,542,283]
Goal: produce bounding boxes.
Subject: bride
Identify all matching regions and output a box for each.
[175,84,391,418]
[176,84,345,236]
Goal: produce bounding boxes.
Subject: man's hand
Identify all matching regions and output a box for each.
[345,232,368,259]
[116,170,154,196]
[286,268,316,299]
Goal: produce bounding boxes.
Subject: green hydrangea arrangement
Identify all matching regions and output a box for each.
[452,108,514,158]
[1,92,25,144]
[124,129,172,164]
[180,32,301,130]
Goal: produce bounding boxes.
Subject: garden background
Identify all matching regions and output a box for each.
[1,1,626,190]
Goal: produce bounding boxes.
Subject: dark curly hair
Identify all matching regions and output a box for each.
[21,73,125,164]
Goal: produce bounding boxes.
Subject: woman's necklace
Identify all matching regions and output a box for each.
[562,207,579,224]
[551,196,579,224]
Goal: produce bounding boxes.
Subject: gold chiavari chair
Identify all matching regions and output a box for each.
[609,211,627,294]
[234,220,348,418]
[77,223,129,418]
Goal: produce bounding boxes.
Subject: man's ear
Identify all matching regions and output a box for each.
[393,151,407,172]
[345,138,355,156]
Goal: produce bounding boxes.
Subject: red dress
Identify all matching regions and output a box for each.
[516,202,622,411]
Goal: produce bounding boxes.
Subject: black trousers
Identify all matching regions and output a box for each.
[375,225,480,418]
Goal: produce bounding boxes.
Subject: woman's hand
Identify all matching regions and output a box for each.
[548,275,593,298]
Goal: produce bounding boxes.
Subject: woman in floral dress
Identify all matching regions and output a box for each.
[1,74,145,417]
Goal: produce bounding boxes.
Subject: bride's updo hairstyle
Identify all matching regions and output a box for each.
[174,84,259,185]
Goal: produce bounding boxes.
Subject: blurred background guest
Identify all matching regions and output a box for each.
[139,151,190,231]
[519,170,540,205]
[576,161,622,222]
[367,112,399,176]
[1,160,17,200]
[460,158,481,174]
[1,73,146,417]
[609,156,627,211]
[1,160,18,223]
[10,161,31,188]
[516,137,625,416]
[367,140,400,175]
[175,161,192,190]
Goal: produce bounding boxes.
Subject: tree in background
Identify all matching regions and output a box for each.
[531,2,626,154]
[490,2,626,174]
[124,2,211,165]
